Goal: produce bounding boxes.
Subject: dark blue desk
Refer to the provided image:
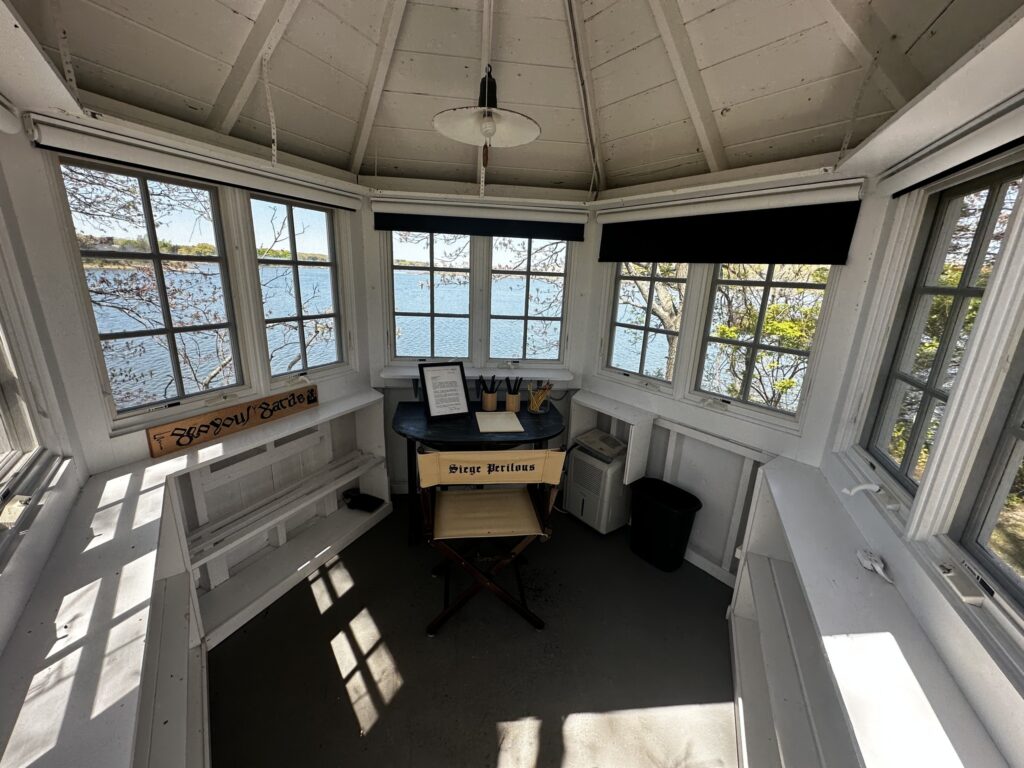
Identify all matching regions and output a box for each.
[392,400,566,540]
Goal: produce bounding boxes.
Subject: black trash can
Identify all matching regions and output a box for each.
[629,477,701,572]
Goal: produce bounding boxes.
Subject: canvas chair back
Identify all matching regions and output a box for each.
[417,449,565,488]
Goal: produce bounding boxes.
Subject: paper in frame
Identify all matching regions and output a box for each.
[418,361,470,420]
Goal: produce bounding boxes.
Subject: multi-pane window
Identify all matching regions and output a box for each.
[59,163,239,412]
[608,263,687,381]
[699,264,830,413]
[250,198,342,375]
[871,168,1022,487]
[489,238,567,360]
[390,232,470,358]
[966,389,1024,603]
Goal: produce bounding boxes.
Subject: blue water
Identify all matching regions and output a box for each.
[392,271,564,360]
[86,263,340,409]
[89,264,576,409]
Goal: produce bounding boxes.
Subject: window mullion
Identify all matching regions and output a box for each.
[741,269,773,401]
[139,180,185,400]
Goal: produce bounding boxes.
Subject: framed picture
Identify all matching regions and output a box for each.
[418,362,471,420]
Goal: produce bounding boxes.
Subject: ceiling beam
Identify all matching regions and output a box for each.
[811,0,926,109]
[206,0,301,134]
[350,0,407,175]
[0,0,80,115]
[647,0,728,172]
[565,0,606,191]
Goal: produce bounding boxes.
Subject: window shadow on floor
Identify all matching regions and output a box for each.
[209,498,736,768]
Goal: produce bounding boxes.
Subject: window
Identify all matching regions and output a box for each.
[698,264,830,413]
[59,163,240,413]
[608,263,687,381]
[387,232,570,363]
[964,384,1024,604]
[250,198,343,375]
[870,167,1022,488]
[489,238,566,361]
[390,232,470,359]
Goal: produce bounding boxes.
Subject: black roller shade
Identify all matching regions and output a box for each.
[598,200,861,264]
[374,212,585,241]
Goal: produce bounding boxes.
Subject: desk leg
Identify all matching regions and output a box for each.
[407,437,421,545]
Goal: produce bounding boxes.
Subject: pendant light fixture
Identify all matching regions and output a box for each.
[432,0,541,193]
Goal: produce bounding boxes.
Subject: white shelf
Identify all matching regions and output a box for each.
[199,502,390,648]
[746,457,1007,768]
[731,614,781,768]
[188,452,382,566]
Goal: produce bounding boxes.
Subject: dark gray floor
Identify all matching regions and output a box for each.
[208,500,735,767]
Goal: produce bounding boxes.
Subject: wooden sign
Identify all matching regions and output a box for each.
[146,385,319,458]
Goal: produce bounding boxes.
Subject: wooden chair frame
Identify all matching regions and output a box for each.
[417,449,565,636]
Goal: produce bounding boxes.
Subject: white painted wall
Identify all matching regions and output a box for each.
[0,130,376,476]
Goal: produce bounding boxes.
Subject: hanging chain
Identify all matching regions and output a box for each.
[49,0,79,102]
[262,52,278,166]
[836,52,878,169]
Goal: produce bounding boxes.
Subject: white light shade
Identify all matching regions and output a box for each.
[432,106,540,148]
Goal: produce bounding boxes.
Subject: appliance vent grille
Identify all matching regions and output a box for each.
[573,455,604,494]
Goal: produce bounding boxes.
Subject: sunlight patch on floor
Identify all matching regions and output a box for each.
[560,702,737,768]
[330,607,404,737]
[495,717,542,768]
[308,557,354,613]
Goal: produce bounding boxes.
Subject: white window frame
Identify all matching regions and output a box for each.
[486,237,570,364]
[382,232,573,370]
[865,164,1024,494]
[50,154,359,435]
[57,158,247,416]
[830,145,1024,671]
[247,194,347,376]
[595,260,837,426]
[696,263,831,415]
[605,262,688,383]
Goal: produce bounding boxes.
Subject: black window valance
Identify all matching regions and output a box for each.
[598,200,861,264]
[373,212,585,242]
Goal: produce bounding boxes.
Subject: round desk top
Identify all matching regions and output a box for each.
[392,400,565,449]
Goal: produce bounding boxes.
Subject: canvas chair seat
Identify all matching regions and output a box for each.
[434,488,542,540]
[418,448,565,635]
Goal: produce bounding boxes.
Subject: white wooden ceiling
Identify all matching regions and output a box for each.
[10,0,1023,190]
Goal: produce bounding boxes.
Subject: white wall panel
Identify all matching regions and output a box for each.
[585,0,660,68]
[49,52,214,124]
[701,23,859,110]
[904,0,1022,80]
[23,0,230,104]
[725,112,889,167]
[232,116,352,168]
[599,81,689,142]
[238,85,358,153]
[591,38,676,107]
[603,120,702,172]
[284,0,378,85]
[717,69,891,147]
[396,3,481,59]
[685,0,823,70]
[258,41,367,123]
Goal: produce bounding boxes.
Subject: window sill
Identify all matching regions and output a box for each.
[379,364,576,385]
[593,367,805,436]
[107,383,259,438]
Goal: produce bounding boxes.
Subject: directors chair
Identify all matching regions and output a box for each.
[417,449,566,636]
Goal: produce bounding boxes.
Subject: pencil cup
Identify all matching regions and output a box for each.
[528,394,550,414]
[505,392,521,413]
[482,391,498,412]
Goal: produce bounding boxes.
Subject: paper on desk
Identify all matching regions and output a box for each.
[475,412,525,433]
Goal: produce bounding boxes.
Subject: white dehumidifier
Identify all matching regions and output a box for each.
[563,448,629,534]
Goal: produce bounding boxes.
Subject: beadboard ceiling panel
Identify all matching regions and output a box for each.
[8,0,1020,191]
